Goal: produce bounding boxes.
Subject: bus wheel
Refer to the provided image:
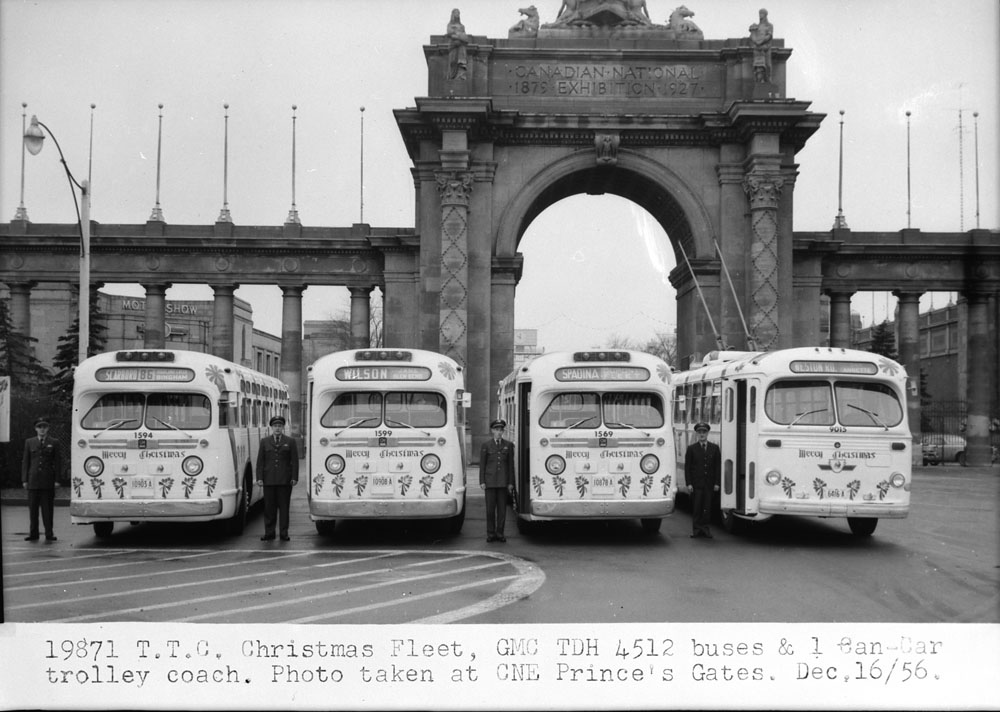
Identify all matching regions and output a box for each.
[315,520,336,537]
[516,516,534,536]
[721,509,743,535]
[93,522,113,539]
[446,495,466,536]
[847,517,877,537]
[640,518,662,534]
[227,478,250,535]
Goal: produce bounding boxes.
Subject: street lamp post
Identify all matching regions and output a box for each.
[24,115,91,366]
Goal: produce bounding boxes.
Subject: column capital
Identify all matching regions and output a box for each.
[743,173,785,210]
[211,283,239,296]
[143,282,173,295]
[435,170,474,207]
[891,290,923,303]
[348,285,374,298]
[280,285,306,298]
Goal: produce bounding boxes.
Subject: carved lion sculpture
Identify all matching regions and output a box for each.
[509,6,540,37]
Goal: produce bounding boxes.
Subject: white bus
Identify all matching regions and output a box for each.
[307,349,470,535]
[497,350,676,534]
[672,347,912,536]
[71,349,289,538]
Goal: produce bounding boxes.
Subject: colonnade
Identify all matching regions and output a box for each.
[826,288,997,466]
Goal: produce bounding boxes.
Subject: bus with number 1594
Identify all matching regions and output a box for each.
[70,349,289,538]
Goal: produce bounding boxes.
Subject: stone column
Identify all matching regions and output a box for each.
[280,286,305,436]
[826,290,854,348]
[743,172,784,350]
[486,255,522,461]
[349,286,373,349]
[717,154,748,348]
[964,291,993,466]
[894,290,923,465]
[142,283,172,349]
[7,282,34,338]
[435,170,473,368]
[211,284,237,360]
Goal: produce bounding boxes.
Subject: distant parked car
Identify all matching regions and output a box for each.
[921,433,966,466]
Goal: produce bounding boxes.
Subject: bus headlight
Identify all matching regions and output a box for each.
[325,454,346,475]
[84,457,104,477]
[182,456,204,476]
[890,472,906,488]
[421,454,441,474]
[765,470,781,485]
[545,455,566,475]
[640,454,660,474]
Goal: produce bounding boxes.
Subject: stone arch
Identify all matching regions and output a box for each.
[494,149,717,265]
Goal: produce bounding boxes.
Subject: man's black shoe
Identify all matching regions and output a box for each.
[261,535,275,541]
[24,535,38,541]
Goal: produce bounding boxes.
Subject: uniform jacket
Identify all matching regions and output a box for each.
[255,434,299,486]
[479,437,515,488]
[22,436,65,489]
[684,439,721,490]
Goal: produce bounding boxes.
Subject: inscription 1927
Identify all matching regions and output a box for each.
[497,63,721,98]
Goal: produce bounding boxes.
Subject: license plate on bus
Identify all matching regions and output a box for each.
[131,476,154,498]
[592,475,615,497]
[372,474,394,495]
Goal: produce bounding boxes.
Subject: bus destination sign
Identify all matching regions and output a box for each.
[96,367,195,383]
[555,366,650,382]
[789,361,879,375]
[336,366,432,381]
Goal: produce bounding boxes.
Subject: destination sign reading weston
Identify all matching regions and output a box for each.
[335,366,432,382]
[495,62,722,99]
[555,366,650,382]
[96,367,195,383]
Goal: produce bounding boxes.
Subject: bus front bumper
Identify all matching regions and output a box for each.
[71,498,223,520]
[757,500,909,518]
[310,498,459,519]
[527,498,674,520]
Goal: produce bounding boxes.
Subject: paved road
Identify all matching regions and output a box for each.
[2,465,997,624]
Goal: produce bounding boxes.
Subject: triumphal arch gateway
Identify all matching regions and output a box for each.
[4,2,999,462]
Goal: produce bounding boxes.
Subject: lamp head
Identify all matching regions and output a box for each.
[24,115,45,156]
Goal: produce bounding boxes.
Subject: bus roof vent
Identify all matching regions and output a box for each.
[356,349,412,362]
[116,350,175,362]
[573,351,630,363]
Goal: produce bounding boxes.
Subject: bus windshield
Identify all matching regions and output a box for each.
[81,393,211,430]
[765,379,903,428]
[539,392,664,429]
[320,391,446,428]
[835,381,903,427]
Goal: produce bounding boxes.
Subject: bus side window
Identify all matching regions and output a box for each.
[749,386,757,423]
[710,382,722,423]
[726,387,733,422]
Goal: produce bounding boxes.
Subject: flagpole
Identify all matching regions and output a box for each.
[359,106,366,224]
[150,103,165,221]
[14,103,29,221]
[286,105,300,224]
[905,110,912,229]
[218,103,232,222]
[832,110,848,229]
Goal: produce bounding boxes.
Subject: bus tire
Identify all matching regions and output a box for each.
[446,494,466,536]
[640,518,662,534]
[227,477,250,536]
[847,517,877,537]
[516,516,534,536]
[315,520,336,536]
[93,522,113,539]
[721,509,743,535]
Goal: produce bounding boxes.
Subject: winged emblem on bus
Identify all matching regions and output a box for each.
[877,358,900,377]
[437,361,457,380]
[205,364,227,391]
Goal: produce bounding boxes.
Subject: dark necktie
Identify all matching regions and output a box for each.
[702,443,707,452]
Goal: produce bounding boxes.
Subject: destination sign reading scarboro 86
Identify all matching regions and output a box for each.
[495,62,722,98]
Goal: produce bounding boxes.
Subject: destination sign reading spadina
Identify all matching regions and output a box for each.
[555,366,650,382]
[335,366,432,382]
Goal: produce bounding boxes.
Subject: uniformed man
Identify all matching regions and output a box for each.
[684,421,721,538]
[255,415,299,541]
[479,419,515,542]
[22,417,65,542]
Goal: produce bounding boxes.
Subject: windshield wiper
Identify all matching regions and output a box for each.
[334,416,379,436]
[787,408,828,427]
[151,416,195,439]
[554,416,597,438]
[93,418,137,438]
[606,421,650,437]
[385,418,431,437]
[847,403,889,430]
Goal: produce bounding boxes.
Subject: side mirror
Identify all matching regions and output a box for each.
[461,392,472,409]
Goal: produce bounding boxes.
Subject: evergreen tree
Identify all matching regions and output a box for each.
[49,299,107,406]
[868,320,899,361]
[0,297,48,385]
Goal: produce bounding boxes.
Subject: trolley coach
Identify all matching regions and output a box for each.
[672,347,912,536]
[497,350,676,534]
[70,349,289,538]
[307,349,471,536]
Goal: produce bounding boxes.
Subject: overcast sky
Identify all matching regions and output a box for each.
[2,0,997,350]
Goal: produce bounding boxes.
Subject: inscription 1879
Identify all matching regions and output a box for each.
[497,63,721,98]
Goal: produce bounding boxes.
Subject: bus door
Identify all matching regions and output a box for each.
[516,382,531,513]
[720,378,757,514]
